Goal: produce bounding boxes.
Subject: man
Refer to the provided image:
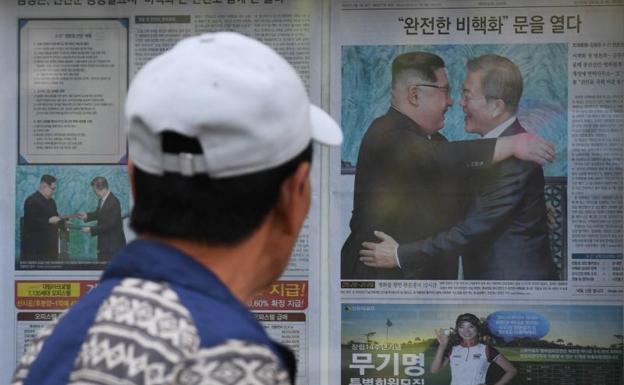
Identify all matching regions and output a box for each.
[360,54,557,280]
[341,52,554,280]
[79,176,126,262]
[12,32,342,385]
[21,174,63,261]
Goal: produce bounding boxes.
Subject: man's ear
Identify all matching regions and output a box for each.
[274,161,311,236]
[491,99,506,118]
[407,85,419,106]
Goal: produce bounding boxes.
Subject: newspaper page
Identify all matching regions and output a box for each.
[14,280,98,361]
[0,2,324,384]
[329,1,624,384]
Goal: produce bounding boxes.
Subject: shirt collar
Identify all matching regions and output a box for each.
[483,116,516,139]
[102,239,237,304]
[389,106,435,140]
[459,339,479,348]
[100,190,110,205]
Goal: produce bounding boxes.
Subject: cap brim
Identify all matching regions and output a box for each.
[310,104,343,146]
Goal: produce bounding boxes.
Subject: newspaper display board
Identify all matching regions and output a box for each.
[0,2,325,384]
[0,0,622,384]
[329,1,623,384]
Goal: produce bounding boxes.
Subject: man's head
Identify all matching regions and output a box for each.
[90,176,109,199]
[460,54,523,136]
[124,32,341,278]
[38,174,56,200]
[391,52,452,135]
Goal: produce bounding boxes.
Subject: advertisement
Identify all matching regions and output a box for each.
[341,303,623,385]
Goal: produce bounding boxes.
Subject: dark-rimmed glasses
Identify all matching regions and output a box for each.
[411,84,451,96]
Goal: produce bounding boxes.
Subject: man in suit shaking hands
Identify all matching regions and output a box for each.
[79,176,126,262]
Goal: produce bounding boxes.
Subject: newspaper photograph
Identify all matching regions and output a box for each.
[15,165,130,270]
[339,43,567,282]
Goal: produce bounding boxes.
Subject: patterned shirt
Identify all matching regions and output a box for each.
[12,240,296,385]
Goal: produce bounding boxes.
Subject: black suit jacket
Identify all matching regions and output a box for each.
[86,192,126,261]
[398,120,557,280]
[21,191,60,261]
[341,108,496,279]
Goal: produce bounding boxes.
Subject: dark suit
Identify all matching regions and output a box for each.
[86,192,126,262]
[21,191,60,261]
[341,108,496,279]
[398,120,557,280]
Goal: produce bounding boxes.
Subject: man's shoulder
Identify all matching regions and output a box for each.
[13,242,294,385]
[362,113,394,138]
[86,277,290,383]
[500,118,526,136]
[172,340,292,385]
[24,191,41,204]
[494,121,542,175]
[496,153,542,176]
[361,110,427,146]
[476,157,543,195]
[54,277,288,384]
[105,192,122,207]
[94,277,257,346]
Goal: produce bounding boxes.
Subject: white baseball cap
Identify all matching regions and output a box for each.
[125,32,342,177]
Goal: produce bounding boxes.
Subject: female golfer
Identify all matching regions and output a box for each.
[430,313,517,385]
